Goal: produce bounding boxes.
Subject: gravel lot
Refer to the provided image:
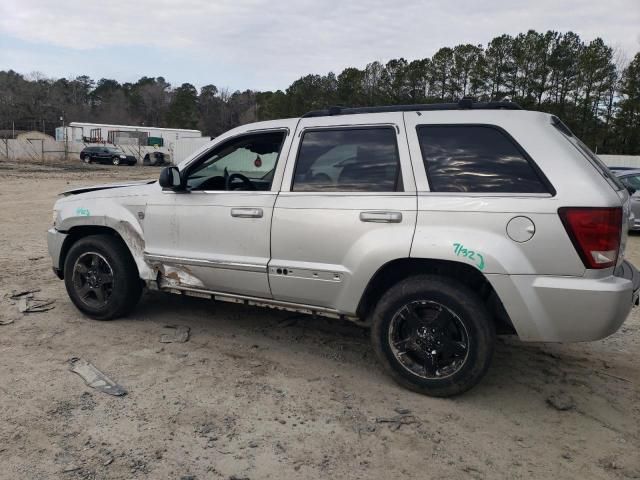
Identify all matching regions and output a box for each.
[0,161,638,479]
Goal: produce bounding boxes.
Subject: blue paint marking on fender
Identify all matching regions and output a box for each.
[453,243,485,271]
[76,207,90,217]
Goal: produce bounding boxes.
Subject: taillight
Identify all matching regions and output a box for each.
[558,207,622,269]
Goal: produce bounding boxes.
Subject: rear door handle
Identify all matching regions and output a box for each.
[359,211,403,223]
[231,208,263,218]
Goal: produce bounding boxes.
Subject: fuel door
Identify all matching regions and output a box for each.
[506,216,535,243]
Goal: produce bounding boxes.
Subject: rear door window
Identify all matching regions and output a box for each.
[417,125,550,194]
[292,128,402,192]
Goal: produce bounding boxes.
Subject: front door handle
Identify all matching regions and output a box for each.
[231,208,263,218]
[359,211,403,223]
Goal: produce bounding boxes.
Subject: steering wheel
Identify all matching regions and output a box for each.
[226,172,256,191]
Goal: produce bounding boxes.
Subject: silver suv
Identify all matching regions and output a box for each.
[48,101,640,397]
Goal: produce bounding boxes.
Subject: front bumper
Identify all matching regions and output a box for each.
[488,260,639,342]
[47,228,68,279]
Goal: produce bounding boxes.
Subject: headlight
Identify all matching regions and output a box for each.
[52,209,59,226]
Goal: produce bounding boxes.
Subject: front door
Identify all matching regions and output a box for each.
[269,113,417,314]
[144,126,294,298]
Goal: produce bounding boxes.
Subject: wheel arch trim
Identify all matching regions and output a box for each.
[356,257,516,335]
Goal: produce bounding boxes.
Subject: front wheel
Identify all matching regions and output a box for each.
[83,155,91,164]
[112,156,121,166]
[63,235,142,320]
[370,275,495,397]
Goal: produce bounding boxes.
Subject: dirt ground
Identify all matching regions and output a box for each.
[0,160,638,480]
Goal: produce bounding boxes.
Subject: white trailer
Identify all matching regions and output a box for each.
[56,122,202,146]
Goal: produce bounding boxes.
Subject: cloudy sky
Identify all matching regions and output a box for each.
[1,0,639,91]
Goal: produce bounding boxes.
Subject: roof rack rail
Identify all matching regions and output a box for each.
[301,98,522,118]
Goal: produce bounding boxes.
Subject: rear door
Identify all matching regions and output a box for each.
[402,112,579,276]
[269,113,417,314]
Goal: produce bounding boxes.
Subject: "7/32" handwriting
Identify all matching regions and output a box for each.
[453,243,485,270]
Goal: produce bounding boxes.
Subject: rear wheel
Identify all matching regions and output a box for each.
[370,274,495,397]
[63,235,142,320]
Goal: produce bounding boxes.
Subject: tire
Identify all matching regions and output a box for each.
[112,156,121,166]
[63,234,142,320]
[370,274,495,397]
[83,155,91,164]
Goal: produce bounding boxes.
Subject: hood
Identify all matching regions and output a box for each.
[61,180,156,196]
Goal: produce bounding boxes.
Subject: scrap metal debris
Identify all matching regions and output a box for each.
[18,297,28,312]
[26,300,55,313]
[9,288,55,313]
[68,357,127,396]
[0,318,15,326]
[394,407,411,415]
[10,288,41,299]
[160,325,191,343]
[375,414,422,431]
[19,297,55,313]
[62,466,81,473]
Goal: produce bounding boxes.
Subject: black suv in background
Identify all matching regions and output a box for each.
[80,146,137,166]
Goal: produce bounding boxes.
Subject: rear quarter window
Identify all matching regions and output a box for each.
[550,115,624,192]
[417,125,551,194]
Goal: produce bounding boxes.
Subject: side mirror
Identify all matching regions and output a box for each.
[626,185,636,196]
[159,166,182,190]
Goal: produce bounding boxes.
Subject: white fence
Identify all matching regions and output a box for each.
[0,137,211,165]
[172,136,211,164]
[599,155,640,169]
[0,138,66,162]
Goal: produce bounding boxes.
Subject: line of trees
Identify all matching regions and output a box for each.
[1,30,638,154]
[0,72,257,139]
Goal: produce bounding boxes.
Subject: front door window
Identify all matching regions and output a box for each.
[185,132,285,191]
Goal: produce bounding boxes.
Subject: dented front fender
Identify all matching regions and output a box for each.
[54,188,154,280]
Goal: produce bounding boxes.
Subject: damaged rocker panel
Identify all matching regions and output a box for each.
[158,284,360,322]
[143,253,362,322]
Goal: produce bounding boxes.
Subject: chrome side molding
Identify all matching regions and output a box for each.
[144,253,267,273]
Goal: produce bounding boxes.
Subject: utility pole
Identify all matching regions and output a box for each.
[61,112,68,161]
